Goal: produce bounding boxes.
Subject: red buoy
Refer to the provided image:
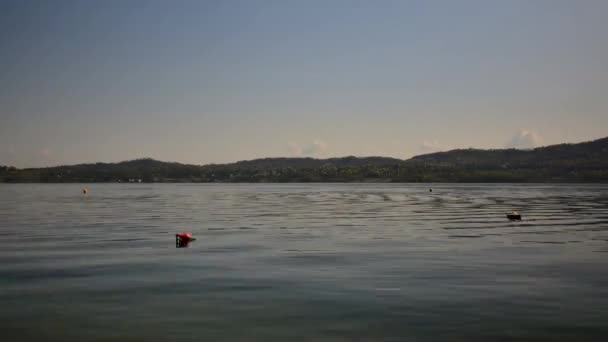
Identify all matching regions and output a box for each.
[176,232,195,248]
[177,232,192,240]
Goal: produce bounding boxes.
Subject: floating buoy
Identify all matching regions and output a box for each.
[506,211,522,221]
[176,232,196,248]
[83,187,88,195]
[429,188,433,193]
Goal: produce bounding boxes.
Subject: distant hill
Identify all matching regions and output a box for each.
[411,137,608,167]
[1,137,607,183]
[407,137,608,182]
[230,156,403,169]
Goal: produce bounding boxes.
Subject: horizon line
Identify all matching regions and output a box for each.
[5,135,605,170]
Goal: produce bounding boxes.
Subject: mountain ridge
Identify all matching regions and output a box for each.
[1,136,607,182]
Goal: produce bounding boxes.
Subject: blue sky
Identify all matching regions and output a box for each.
[1,0,607,167]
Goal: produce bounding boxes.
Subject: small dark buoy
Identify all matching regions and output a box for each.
[429,188,433,193]
[506,211,522,221]
[176,232,196,248]
[83,187,88,195]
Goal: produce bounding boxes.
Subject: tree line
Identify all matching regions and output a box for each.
[2,137,607,183]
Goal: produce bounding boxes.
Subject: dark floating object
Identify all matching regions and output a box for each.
[506,211,522,221]
[83,187,88,195]
[429,188,433,193]
[176,232,196,248]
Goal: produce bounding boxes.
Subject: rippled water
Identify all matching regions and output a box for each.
[1,184,608,341]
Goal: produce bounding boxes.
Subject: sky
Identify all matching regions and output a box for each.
[1,0,607,167]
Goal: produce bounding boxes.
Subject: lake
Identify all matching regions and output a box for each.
[1,184,607,341]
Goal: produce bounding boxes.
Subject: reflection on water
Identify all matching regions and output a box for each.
[1,184,608,341]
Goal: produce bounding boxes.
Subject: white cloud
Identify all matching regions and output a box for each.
[287,140,327,156]
[418,140,451,154]
[506,129,544,149]
[303,140,327,155]
[287,142,302,156]
[40,147,53,158]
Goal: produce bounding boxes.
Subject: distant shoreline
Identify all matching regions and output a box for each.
[2,136,607,183]
[2,181,607,184]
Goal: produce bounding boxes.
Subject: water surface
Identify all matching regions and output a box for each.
[1,184,607,341]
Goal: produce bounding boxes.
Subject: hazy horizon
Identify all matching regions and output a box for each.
[2,0,607,168]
